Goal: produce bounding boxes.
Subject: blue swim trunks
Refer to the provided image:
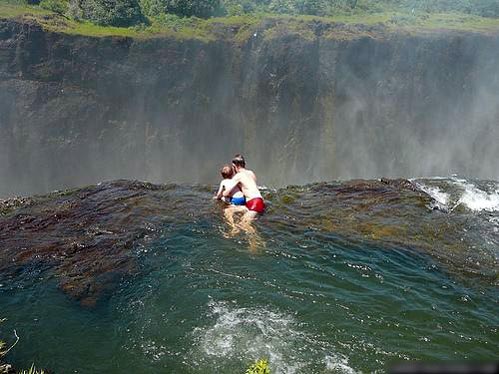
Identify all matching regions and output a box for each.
[230,196,246,206]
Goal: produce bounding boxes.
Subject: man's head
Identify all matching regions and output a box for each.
[220,164,234,179]
[232,154,246,171]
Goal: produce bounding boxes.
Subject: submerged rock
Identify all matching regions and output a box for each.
[1,178,497,307]
[0,180,177,306]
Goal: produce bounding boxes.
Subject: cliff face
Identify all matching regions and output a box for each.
[1,19,498,196]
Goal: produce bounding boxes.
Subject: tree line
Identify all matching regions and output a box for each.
[19,0,499,27]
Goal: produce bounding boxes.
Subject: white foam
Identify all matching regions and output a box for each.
[453,180,499,212]
[489,217,499,225]
[324,354,357,374]
[413,182,450,210]
[190,300,356,374]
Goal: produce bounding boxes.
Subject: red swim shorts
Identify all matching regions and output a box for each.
[246,197,265,214]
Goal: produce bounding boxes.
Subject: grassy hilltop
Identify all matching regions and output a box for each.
[1,0,498,41]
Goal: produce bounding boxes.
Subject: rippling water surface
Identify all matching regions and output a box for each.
[0,178,498,373]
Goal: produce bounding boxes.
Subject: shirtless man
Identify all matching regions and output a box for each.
[223,154,265,224]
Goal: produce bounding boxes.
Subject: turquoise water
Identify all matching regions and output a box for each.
[1,178,498,373]
[2,219,498,373]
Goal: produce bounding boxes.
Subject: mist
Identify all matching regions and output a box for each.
[0,21,498,197]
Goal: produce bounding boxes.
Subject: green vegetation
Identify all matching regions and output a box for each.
[1,319,45,374]
[0,1,52,17]
[69,0,146,27]
[383,0,499,18]
[0,348,9,371]
[17,364,45,374]
[8,0,499,21]
[140,0,222,18]
[0,0,498,40]
[39,0,67,15]
[246,359,271,374]
[0,321,13,373]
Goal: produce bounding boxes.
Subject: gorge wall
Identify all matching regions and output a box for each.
[1,19,498,197]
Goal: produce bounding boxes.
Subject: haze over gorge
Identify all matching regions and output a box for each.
[0,16,498,197]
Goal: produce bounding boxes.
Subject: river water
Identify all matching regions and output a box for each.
[0,177,497,373]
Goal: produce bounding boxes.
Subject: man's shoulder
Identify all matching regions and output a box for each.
[246,169,257,179]
[238,170,254,179]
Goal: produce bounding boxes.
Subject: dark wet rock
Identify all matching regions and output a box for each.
[1,178,497,306]
[269,179,499,284]
[0,196,33,216]
[0,180,195,307]
[380,177,420,192]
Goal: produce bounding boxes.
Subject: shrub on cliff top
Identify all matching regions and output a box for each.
[69,0,146,26]
[140,0,221,18]
[267,0,358,16]
[140,0,164,16]
[40,0,68,15]
[381,0,499,18]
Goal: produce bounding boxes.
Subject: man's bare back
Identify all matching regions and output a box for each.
[227,169,262,201]
[223,155,265,217]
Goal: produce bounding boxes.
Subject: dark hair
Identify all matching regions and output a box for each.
[232,154,246,168]
[220,164,234,179]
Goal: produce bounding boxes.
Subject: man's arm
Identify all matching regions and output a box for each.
[222,175,241,197]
